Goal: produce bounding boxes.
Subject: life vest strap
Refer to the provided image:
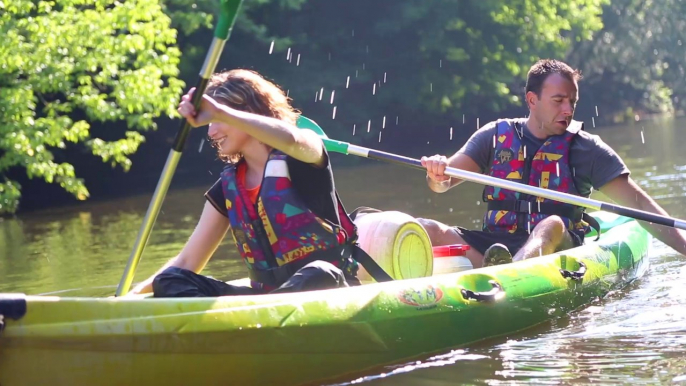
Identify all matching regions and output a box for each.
[247,244,394,288]
[487,200,583,220]
[487,200,601,238]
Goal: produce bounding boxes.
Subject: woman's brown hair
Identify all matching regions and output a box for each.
[206,69,300,163]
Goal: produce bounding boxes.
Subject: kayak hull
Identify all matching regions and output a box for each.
[0,213,650,386]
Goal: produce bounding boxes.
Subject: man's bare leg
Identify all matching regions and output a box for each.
[417,218,485,268]
[513,216,576,261]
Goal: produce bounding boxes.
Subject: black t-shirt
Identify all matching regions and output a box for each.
[205,149,341,225]
[458,118,630,197]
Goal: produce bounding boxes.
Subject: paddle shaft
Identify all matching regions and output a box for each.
[325,139,686,231]
[115,1,243,297]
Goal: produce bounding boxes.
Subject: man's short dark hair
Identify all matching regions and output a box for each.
[525,59,582,97]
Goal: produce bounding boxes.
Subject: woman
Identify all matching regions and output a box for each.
[129,69,384,297]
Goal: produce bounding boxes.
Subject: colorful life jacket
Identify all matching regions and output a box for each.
[221,150,391,291]
[482,119,594,235]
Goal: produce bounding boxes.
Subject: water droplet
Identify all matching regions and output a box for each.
[328,52,332,61]
[439,59,442,68]
[353,124,356,135]
[493,135,496,148]
[366,45,369,53]
[362,63,365,70]
[269,41,274,54]
[595,105,599,116]
[382,116,386,129]
[351,29,355,37]
[378,132,382,142]
[641,129,645,144]
[592,117,596,128]
[346,76,350,89]
[384,72,387,83]
[462,114,465,124]
[430,83,433,92]
[450,127,453,140]
[319,88,324,101]
[314,91,318,102]
[372,83,376,95]
[634,114,640,122]
[477,118,480,129]
[367,120,371,132]
[198,138,205,153]
[556,162,560,177]
[476,201,481,206]
[286,47,291,60]
[332,106,337,119]
[396,116,399,125]
[296,54,301,66]
[449,208,453,212]
[330,90,335,104]
[355,70,358,78]
[286,89,289,97]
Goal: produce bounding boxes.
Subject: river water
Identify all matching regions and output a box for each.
[1,118,685,385]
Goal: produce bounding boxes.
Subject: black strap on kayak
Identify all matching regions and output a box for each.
[0,294,27,332]
[488,200,601,239]
[583,213,602,241]
[247,244,393,288]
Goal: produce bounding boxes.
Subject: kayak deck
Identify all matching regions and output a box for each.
[0,212,650,386]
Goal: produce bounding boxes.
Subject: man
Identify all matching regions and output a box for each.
[419,59,686,268]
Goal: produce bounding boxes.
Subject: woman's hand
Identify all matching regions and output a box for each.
[177,87,224,127]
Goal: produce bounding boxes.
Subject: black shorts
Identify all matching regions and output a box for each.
[454,227,585,256]
[152,261,360,298]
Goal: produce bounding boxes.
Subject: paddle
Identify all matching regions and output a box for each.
[115,0,244,297]
[296,116,686,231]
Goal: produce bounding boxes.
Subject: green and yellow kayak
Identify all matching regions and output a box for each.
[0,211,650,386]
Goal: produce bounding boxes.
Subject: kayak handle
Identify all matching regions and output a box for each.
[461,280,505,302]
[560,261,587,281]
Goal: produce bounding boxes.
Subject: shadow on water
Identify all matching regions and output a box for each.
[1,118,686,384]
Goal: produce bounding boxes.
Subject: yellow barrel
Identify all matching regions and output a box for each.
[353,211,433,283]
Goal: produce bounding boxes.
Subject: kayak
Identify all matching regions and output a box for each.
[0,211,650,386]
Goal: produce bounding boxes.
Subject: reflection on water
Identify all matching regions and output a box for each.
[1,118,686,384]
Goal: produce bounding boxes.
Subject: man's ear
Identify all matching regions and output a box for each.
[525,91,538,109]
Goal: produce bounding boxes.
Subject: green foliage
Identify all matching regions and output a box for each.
[568,0,686,120]
[0,0,183,214]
